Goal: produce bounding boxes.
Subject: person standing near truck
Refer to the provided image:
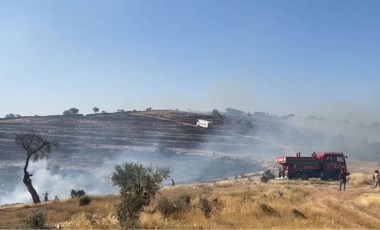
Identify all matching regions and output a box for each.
[339,166,350,191]
[373,170,379,188]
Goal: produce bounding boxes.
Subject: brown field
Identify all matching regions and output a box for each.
[1,171,379,229]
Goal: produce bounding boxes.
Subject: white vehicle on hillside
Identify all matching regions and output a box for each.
[196,119,212,128]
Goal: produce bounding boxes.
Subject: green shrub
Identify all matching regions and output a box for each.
[71,189,86,198]
[79,195,91,206]
[261,169,275,183]
[157,193,191,217]
[178,193,191,206]
[199,198,212,218]
[112,162,170,229]
[264,169,275,179]
[22,211,50,229]
[260,175,269,183]
[157,197,176,217]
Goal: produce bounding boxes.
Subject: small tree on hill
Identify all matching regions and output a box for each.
[15,131,58,203]
[212,109,222,120]
[69,107,79,114]
[63,107,79,115]
[112,162,170,229]
[5,113,16,119]
[93,107,99,114]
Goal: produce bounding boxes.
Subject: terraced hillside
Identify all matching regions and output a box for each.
[1,110,282,204]
[0,110,277,160]
[0,111,207,159]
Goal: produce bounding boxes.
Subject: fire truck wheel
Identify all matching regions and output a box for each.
[295,172,301,180]
[301,174,309,180]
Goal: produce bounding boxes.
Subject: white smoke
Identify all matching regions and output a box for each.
[0,160,117,205]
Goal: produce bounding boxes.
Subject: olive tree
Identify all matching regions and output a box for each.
[112,162,170,229]
[15,131,58,203]
[93,107,99,114]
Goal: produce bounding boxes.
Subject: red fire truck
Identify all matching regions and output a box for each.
[275,152,348,180]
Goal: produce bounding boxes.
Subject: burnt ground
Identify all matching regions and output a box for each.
[1,110,287,203]
[0,110,284,161]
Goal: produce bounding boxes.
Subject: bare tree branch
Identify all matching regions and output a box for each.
[15,131,59,203]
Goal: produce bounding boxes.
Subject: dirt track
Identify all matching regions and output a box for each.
[279,177,380,228]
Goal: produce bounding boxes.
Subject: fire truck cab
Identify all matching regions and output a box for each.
[275,152,347,180]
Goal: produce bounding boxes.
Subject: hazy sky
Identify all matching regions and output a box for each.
[1,0,379,121]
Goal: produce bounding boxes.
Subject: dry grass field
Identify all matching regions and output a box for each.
[1,171,379,229]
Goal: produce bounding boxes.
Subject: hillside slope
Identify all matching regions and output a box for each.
[1,110,275,204]
[0,110,281,160]
[2,109,378,208]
